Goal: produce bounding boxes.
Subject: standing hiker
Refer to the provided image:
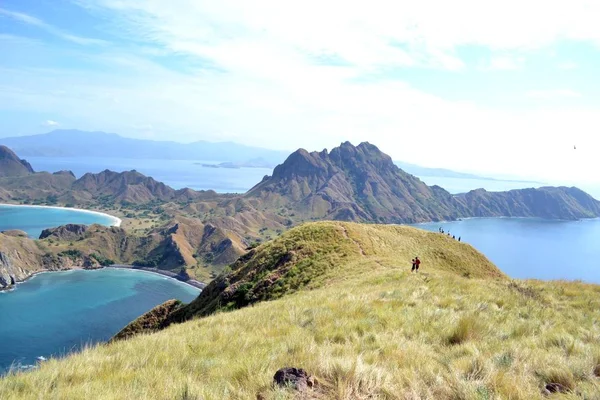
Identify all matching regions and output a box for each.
[411,258,416,272]
[413,256,421,272]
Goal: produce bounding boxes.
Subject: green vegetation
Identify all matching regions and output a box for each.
[89,253,115,267]
[7,223,598,399]
[57,249,83,260]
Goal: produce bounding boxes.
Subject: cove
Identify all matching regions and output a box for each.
[0,204,120,238]
[415,217,600,284]
[0,268,199,373]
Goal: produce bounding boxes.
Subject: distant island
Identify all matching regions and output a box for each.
[1,129,541,183]
[196,157,275,169]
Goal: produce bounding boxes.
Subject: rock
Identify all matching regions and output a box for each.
[39,224,88,240]
[273,367,315,391]
[544,382,568,394]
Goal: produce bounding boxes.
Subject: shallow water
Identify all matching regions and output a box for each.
[415,217,600,283]
[0,269,199,372]
[0,204,118,238]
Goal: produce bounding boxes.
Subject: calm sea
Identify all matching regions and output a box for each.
[29,156,600,198]
[0,268,199,373]
[0,204,118,238]
[415,218,600,284]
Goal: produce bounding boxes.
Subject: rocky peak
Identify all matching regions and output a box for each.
[0,145,34,177]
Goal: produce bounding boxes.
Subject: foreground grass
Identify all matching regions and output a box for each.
[2,223,600,399]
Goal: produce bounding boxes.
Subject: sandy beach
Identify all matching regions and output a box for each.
[0,203,122,227]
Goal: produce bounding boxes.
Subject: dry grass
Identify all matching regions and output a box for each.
[1,222,599,399]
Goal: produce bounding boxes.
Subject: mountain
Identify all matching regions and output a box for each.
[246,141,467,223]
[456,186,600,220]
[245,141,599,223]
[0,130,290,164]
[0,145,34,177]
[5,221,600,398]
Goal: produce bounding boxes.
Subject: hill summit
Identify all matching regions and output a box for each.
[0,145,34,177]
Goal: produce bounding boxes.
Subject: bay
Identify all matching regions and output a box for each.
[0,205,120,238]
[0,268,199,373]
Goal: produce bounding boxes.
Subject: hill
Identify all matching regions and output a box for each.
[0,130,290,165]
[2,222,600,399]
[0,218,247,291]
[0,145,34,177]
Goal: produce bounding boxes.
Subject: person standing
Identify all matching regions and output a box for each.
[414,257,421,272]
[411,258,416,272]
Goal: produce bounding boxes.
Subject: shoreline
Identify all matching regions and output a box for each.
[1,265,205,293]
[0,203,122,227]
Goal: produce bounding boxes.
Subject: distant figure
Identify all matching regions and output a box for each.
[452,235,455,239]
[458,236,461,242]
[412,256,421,272]
[447,232,450,236]
[411,258,416,271]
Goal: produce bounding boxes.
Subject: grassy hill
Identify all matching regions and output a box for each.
[2,222,599,399]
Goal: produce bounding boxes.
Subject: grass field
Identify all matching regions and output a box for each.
[2,222,599,399]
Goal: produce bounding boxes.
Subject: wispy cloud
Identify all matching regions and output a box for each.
[558,61,578,70]
[481,56,524,70]
[526,89,582,99]
[0,7,108,46]
[42,120,60,127]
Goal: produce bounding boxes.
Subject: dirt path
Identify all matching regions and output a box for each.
[340,225,366,256]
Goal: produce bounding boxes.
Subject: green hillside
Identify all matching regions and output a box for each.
[1,223,600,399]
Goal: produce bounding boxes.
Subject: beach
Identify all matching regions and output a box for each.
[0,203,122,227]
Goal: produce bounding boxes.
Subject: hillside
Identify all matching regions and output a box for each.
[0,218,246,291]
[0,145,34,177]
[2,222,600,399]
[246,141,600,223]
[457,187,600,219]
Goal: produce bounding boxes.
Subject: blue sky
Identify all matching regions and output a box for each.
[1,0,599,183]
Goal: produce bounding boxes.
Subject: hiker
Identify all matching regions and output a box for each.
[452,235,455,239]
[458,236,461,242]
[411,258,416,272]
[412,256,421,272]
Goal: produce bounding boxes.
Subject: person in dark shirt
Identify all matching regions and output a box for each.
[413,257,421,272]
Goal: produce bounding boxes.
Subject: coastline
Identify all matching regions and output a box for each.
[0,203,122,227]
[1,265,204,293]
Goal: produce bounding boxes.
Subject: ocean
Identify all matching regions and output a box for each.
[0,268,199,373]
[414,217,600,284]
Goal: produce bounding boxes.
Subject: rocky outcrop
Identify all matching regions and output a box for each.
[0,145,34,177]
[40,224,88,240]
[273,368,316,391]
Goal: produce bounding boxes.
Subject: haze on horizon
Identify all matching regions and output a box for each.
[1,1,599,184]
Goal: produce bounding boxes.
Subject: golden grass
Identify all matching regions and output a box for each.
[2,222,600,399]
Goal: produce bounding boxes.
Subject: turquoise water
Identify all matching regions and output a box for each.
[0,269,199,372]
[415,218,600,283]
[0,205,118,238]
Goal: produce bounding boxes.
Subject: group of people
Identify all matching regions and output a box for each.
[438,227,460,242]
[411,256,420,272]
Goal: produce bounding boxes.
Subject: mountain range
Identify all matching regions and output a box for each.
[1,141,600,290]
[0,130,534,182]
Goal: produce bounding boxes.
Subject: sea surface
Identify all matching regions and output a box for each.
[0,269,199,373]
[415,218,600,284]
[26,156,594,196]
[27,157,273,194]
[0,205,118,238]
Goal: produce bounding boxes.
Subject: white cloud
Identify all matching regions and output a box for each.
[42,120,60,127]
[481,56,524,70]
[0,7,108,46]
[558,61,578,70]
[2,0,600,185]
[526,89,582,99]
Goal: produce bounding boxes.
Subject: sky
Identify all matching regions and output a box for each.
[1,0,599,184]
